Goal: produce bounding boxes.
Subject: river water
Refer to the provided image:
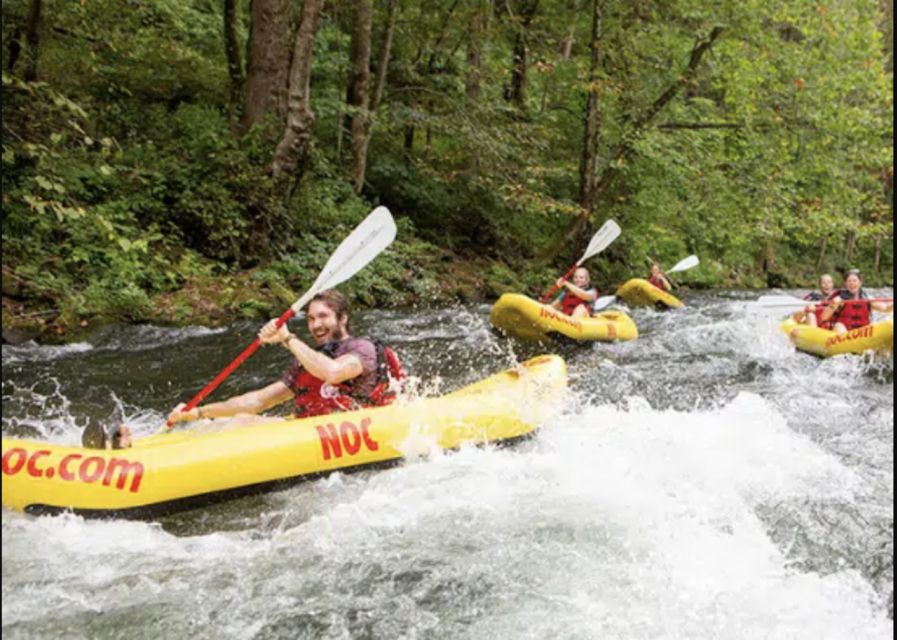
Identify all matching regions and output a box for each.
[2,290,893,639]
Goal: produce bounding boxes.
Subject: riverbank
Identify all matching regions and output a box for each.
[3,248,893,345]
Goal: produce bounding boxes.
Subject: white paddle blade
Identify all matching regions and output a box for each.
[753,295,810,311]
[592,295,617,312]
[668,254,699,274]
[291,206,397,313]
[578,219,621,265]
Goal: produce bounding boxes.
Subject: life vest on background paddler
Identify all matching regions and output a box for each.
[802,291,835,330]
[290,339,406,418]
[831,289,871,330]
[648,274,668,290]
[560,288,597,316]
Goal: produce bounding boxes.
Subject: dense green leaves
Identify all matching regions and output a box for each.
[1,0,892,336]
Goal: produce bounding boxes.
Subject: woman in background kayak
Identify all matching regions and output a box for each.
[551,267,597,319]
[819,269,893,333]
[793,273,836,327]
[647,262,673,292]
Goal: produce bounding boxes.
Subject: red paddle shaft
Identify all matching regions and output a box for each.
[804,298,893,307]
[166,307,296,427]
[540,263,578,303]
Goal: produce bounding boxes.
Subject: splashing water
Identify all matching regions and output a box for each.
[2,290,892,638]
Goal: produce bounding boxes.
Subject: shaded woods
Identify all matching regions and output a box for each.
[1,0,893,340]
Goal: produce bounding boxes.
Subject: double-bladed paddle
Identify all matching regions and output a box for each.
[165,206,397,428]
[539,219,621,303]
[752,294,893,312]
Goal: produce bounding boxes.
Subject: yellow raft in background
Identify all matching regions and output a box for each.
[1,355,567,519]
[615,278,684,310]
[490,293,638,342]
[780,317,893,357]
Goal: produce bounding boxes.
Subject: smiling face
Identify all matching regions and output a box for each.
[819,274,834,295]
[844,273,862,295]
[306,300,349,345]
[650,263,661,277]
[572,267,590,288]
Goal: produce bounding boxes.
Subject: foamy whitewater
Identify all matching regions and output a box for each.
[2,290,892,639]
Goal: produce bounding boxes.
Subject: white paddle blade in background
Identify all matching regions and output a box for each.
[668,254,699,274]
[292,206,397,313]
[592,295,617,312]
[579,219,621,265]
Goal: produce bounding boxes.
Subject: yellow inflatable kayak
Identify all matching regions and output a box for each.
[780,317,893,357]
[615,278,684,309]
[490,293,638,342]
[1,355,567,518]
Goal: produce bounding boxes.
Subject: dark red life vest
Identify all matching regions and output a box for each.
[833,298,871,330]
[803,291,835,329]
[290,339,406,418]
[648,274,669,291]
[560,288,597,315]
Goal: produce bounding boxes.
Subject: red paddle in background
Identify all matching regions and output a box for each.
[165,206,397,428]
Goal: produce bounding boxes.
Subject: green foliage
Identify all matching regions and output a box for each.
[1,0,893,340]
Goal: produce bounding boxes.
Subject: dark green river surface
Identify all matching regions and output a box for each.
[2,290,893,639]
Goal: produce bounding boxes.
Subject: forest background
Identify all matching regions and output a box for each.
[2,0,893,343]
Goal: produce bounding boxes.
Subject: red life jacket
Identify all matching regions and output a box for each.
[803,292,835,330]
[560,288,597,315]
[833,298,871,330]
[648,274,669,291]
[812,305,834,330]
[290,339,406,418]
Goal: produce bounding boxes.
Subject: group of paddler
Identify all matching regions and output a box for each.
[789,269,892,333]
[84,210,891,452]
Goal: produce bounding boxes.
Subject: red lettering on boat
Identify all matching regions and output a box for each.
[824,325,874,348]
[102,458,144,492]
[1,447,144,493]
[26,450,51,477]
[538,306,582,331]
[316,424,342,460]
[2,448,27,475]
[317,418,379,460]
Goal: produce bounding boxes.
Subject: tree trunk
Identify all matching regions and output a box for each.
[224,0,244,128]
[7,28,23,74]
[874,236,882,273]
[404,125,414,161]
[466,3,483,177]
[547,26,725,263]
[24,0,41,82]
[347,0,373,194]
[578,0,602,213]
[240,0,293,133]
[370,0,398,114]
[815,235,828,271]
[845,230,856,262]
[270,0,322,183]
[508,1,538,113]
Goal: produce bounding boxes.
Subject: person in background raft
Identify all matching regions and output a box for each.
[647,262,673,292]
[551,267,597,319]
[818,269,893,334]
[793,273,836,328]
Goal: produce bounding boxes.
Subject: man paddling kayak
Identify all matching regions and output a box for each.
[168,289,405,426]
[84,290,405,449]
